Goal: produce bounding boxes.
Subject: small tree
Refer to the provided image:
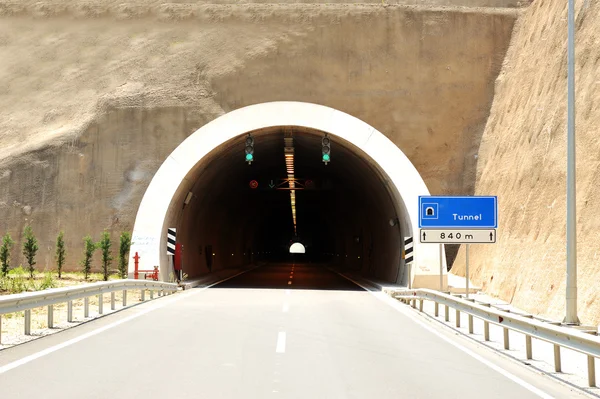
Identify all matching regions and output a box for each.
[99,231,112,281]
[81,235,96,280]
[22,225,39,279]
[118,232,131,279]
[0,233,14,277]
[55,231,66,279]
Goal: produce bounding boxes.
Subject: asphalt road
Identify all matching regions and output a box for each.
[0,264,585,398]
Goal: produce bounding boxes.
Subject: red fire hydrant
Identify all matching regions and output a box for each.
[133,252,140,280]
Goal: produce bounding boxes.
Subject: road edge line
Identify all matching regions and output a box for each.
[0,266,256,375]
[331,270,555,399]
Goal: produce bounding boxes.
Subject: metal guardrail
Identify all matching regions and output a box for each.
[395,289,598,387]
[0,279,179,344]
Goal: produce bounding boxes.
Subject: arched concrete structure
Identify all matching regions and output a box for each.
[130,101,447,288]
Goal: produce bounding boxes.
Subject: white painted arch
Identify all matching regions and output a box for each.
[130,101,447,288]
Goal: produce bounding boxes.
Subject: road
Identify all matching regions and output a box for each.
[0,264,585,398]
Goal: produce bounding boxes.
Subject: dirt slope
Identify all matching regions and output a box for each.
[451,0,600,325]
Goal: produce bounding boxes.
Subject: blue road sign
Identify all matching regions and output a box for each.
[419,196,497,229]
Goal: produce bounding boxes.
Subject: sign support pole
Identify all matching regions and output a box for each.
[439,244,444,291]
[465,244,470,299]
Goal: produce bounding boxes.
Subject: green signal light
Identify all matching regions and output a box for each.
[246,153,254,161]
[322,154,330,162]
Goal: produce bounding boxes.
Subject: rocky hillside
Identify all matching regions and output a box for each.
[452,0,600,325]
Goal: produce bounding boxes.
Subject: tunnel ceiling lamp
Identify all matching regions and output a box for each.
[284,136,297,235]
[183,191,193,209]
[389,217,399,227]
[245,134,255,165]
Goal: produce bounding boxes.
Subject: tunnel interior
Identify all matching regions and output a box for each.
[173,127,405,284]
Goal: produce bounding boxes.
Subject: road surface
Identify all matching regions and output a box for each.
[0,264,585,398]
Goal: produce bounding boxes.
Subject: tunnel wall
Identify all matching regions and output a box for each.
[0,5,516,274]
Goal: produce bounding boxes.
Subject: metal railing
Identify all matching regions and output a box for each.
[0,279,179,344]
[394,289,598,387]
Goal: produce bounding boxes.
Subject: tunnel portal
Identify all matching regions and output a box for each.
[130,102,446,288]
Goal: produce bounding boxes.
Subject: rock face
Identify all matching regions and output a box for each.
[0,3,516,274]
[451,0,600,325]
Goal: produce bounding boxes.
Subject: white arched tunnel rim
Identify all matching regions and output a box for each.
[129,101,446,288]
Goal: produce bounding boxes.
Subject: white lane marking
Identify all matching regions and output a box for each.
[336,272,554,399]
[276,332,286,353]
[0,269,252,375]
[288,281,292,285]
[282,302,289,313]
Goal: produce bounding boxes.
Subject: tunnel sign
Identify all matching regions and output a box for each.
[419,229,496,244]
[418,196,497,229]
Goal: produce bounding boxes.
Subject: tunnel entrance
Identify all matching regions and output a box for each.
[130,102,446,289]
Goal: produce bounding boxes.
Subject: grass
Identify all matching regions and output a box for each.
[0,267,122,296]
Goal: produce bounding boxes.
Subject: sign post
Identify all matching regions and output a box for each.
[419,196,498,296]
[404,237,414,289]
[439,244,443,292]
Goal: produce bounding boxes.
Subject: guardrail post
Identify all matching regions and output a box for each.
[47,305,54,328]
[455,309,460,328]
[503,328,509,349]
[482,303,490,341]
[141,289,145,301]
[411,299,416,308]
[464,298,474,334]
[434,302,439,317]
[84,297,89,318]
[98,294,103,315]
[67,301,73,322]
[123,290,127,306]
[526,335,533,360]
[0,315,2,344]
[24,309,31,335]
[484,320,490,341]
[588,356,596,387]
[418,299,423,312]
[445,304,449,322]
[150,289,154,300]
[554,344,561,372]
[111,292,116,310]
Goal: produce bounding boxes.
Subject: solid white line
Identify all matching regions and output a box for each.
[0,269,252,375]
[282,302,289,313]
[276,332,286,353]
[336,273,554,399]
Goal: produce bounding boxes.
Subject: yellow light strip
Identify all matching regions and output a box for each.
[285,140,297,234]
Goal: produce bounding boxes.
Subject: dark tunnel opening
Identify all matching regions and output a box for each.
[175,127,405,287]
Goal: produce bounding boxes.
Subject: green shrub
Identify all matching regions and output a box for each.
[8,265,27,294]
[81,235,96,280]
[98,231,112,281]
[22,225,39,279]
[40,272,57,290]
[0,232,14,277]
[56,231,66,279]
[118,232,131,279]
